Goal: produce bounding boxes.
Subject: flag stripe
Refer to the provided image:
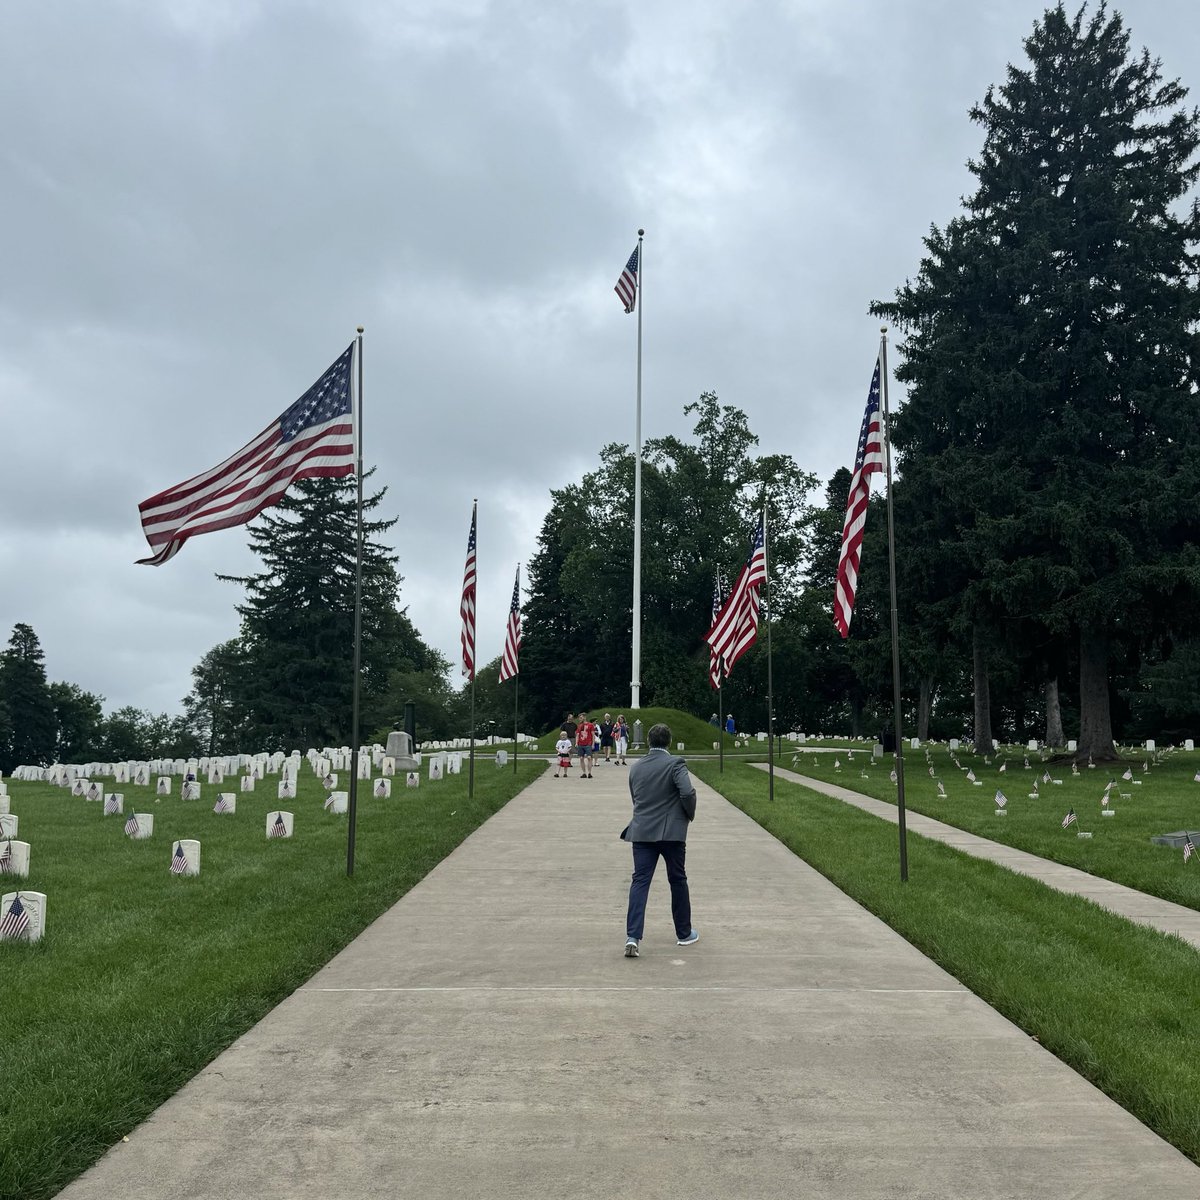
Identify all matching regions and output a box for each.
[498,564,521,683]
[834,355,885,638]
[136,344,357,566]
[615,245,639,313]
[704,511,767,677]
[461,505,478,680]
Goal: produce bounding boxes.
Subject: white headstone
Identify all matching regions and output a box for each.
[157,777,172,796]
[128,813,153,839]
[85,781,103,802]
[0,815,17,839]
[447,754,462,775]
[382,758,395,777]
[1026,740,1037,751]
[214,793,236,814]
[182,781,201,801]
[1,840,31,877]
[496,750,508,767]
[104,793,124,815]
[1146,739,1156,752]
[0,795,7,816]
[0,890,46,942]
[910,738,920,750]
[872,744,884,760]
[406,772,420,789]
[115,764,130,784]
[240,775,255,792]
[373,778,392,798]
[1067,740,1077,752]
[712,742,719,750]
[323,791,348,814]
[949,738,960,750]
[266,811,294,838]
[170,840,201,876]
[278,779,295,800]
[357,756,372,780]
[429,758,443,781]
[1187,739,1195,752]
[322,773,338,790]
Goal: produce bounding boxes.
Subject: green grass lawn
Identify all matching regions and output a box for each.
[0,759,545,1200]
[691,760,1200,1167]
[769,742,1200,911]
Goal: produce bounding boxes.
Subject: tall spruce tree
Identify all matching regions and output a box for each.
[877,3,1200,760]
[0,623,56,771]
[218,472,438,748]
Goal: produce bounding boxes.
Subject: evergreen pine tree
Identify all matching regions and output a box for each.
[0,623,56,771]
[218,471,437,748]
[877,3,1200,760]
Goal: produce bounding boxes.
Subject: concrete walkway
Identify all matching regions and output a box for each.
[59,759,1200,1199]
[760,763,1200,952]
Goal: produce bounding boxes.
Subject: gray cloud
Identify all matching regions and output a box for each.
[2,0,1198,712]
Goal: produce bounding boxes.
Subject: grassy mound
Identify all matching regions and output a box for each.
[526,706,748,754]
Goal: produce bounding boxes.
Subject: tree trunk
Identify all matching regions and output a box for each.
[917,676,933,742]
[1044,677,1065,748]
[972,626,993,755]
[1077,626,1117,761]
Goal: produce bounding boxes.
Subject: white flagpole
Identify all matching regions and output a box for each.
[631,228,644,712]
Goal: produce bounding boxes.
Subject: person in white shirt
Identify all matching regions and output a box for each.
[554,732,573,778]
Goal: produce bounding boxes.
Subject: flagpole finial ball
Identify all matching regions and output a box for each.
[638,228,645,237]
[357,326,364,334]
[881,325,888,334]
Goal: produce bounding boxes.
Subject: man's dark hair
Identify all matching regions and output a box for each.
[648,723,671,749]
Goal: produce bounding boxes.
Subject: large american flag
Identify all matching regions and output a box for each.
[834,355,885,638]
[169,842,189,875]
[708,571,728,690]
[460,504,477,680]
[268,812,288,839]
[0,894,30,940]
[498,564,521,683]
[614,245,639,313]
[704,511,767,677]
[137,344,356,566]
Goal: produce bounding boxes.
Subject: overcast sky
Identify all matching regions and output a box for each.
[2,0,1198,717]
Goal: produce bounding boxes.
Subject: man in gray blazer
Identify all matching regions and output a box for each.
[621,722,699,957]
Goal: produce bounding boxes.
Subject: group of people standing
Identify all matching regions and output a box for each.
[554,712,630,777]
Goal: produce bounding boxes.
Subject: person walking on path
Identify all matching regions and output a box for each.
[576,714,596,779]
[614,715,629,765]
[725,713,736,736]
[599,713,616,764]
[621,722,698,957]
[554,731,573,778]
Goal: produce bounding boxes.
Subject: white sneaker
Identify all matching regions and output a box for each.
[624,939,639,958]
[676,928,699,947]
